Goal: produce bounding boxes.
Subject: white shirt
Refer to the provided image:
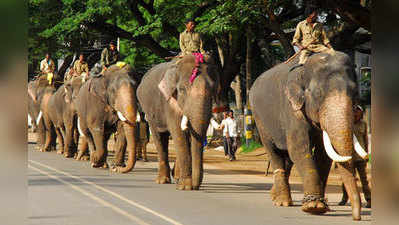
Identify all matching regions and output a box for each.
[227,117,238,137]
[221,118,230,137]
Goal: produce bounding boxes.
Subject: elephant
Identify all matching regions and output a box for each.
[44,76,86,157]
[249,51,368,220]
[137,54,219,190]
[28,81,41,133]
[74,65,139,173]
[28,75,59,152]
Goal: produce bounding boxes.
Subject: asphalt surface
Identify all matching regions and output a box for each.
[28,143,372,225]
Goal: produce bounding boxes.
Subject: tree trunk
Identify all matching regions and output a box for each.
[230,75,242,112]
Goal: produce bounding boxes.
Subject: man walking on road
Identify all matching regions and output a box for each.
[227,110,239,161]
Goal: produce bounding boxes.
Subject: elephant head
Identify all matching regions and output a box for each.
[64,76,85,107]
[98,65,139,173]
[285,52,365,220]
[164,55,219,187]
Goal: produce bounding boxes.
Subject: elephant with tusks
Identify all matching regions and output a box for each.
[250,51,368,220]
[137,54,219,190]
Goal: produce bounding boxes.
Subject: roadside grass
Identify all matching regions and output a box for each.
[239,137,263,154]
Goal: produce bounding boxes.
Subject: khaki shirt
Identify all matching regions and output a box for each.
[101,48,119,67]
[292,20,330,50]
[179,30,205,56]
[73,60,89,75]
[40,58,55,74]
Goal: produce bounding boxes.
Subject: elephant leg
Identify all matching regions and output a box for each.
[152,129,171,184]
[136,141,143,160]
[313,132,332,197]
[287,130,328,214]
[63,124,75,158]
[36,120,45,150]
[90,127,107,168]
[172,155,180,183]
[42,119,55,152]
[142,141,148,162]
[55,127,64,155]
[257,127,292,206]
[355,161,371,207]
[114,130,127,167]
[169,124,192,190]
[76,137,89,161]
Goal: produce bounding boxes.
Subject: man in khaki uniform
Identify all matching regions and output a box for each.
[291,10,333,71]
[73,54,89,76]
[65,54,89,81]
[101,41,119,72]
[179,19,205,56]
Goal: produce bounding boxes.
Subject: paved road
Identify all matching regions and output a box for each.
[28,143,372,225]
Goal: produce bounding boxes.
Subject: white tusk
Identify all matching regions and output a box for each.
[117,111,127,122]
[36,111,42,125]
[353,134,368,159]
[181,115,188,131]
[77,117,85,137]
[136,112,141,122]
[28,114,32,127]
[323,131,352,162]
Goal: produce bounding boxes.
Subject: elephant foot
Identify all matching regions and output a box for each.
[270,186,293,206]
[176,178,193,191]
[155,175,171,184]
[91,162,108,169]
[302,196,329,214]
[64,152,74,158]
[270,169,292,206]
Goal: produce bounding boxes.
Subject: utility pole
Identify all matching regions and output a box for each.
[244,26,254,146]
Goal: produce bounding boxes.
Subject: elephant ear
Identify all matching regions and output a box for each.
[64,84,72,103]
[285,80,305,111]
[158,65,179,100]
[88,77,107,100]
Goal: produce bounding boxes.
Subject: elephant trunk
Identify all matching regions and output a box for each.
[114,82,137,173]
[186,89,212,189]
[320,91,361,220]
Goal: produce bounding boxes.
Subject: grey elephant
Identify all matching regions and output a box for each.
[137,54,219,190]
[74,65,139,173]
[28,75,58,152]
[43,76,86,157]
[249,51,368,220]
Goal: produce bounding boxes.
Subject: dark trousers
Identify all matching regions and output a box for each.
[228,137,238,158]
[223,136,229,156]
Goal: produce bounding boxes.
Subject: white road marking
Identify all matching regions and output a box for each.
[28,164,150,225]
[29,160,184,225]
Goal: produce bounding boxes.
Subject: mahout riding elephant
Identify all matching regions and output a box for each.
[137,54,219,190]
[28,75,59,152]
[44,76,86,157]
[249,51,368,220]
[74,65,139,173]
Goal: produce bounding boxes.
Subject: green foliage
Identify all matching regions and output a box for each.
[239,137,263,154]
